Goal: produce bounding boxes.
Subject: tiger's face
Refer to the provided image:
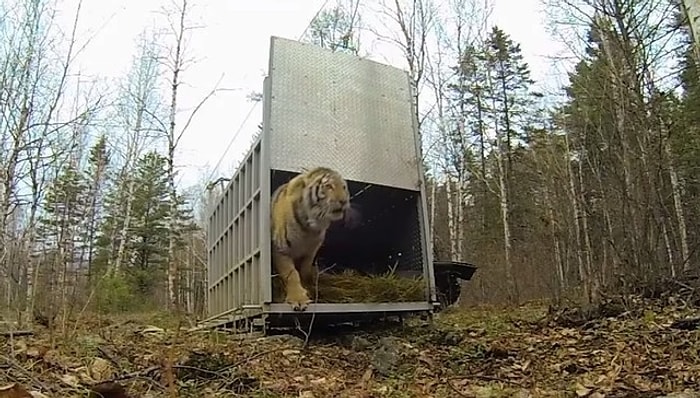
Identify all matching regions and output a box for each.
[311,171,351,222]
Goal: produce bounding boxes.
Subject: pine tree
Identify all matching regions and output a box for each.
[82,135,110,282]
[448,44,490,232]
[484,26,536,177]
[128,151,171,295]
[93,150,196,303]
[36,163,88,321]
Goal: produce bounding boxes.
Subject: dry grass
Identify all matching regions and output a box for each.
[272,268,426,303]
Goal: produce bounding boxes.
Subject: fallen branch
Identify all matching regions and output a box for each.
[97,347,286,386]
[0,330,33,337]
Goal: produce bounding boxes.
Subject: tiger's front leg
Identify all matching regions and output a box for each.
[273,251,310,311]
[271,222,291,255]
[298,240,323,297]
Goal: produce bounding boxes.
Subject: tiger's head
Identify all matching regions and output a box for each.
[304,167,351,223]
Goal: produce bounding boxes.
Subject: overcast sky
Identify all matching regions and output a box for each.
[54,0,571,190]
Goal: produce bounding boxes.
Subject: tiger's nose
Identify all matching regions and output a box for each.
[339,199,348,206]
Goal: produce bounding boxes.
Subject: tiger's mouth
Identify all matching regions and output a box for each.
[330,202,348,218]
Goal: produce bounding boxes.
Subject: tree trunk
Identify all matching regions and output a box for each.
[496,144,516,303]
[577,152,595,304]
[429,179,436,256]
[665,141,690,273]
[446,177,457,259]
[112,178,137,275]
[563,133,589,304]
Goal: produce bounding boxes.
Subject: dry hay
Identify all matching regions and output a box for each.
[272,269,426,303]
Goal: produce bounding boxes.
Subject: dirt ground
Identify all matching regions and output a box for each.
[1,296,700,397]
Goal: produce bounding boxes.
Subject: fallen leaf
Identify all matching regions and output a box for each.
[89,357,115,381]
[140,326,164,334]
[575,382,591,397]
[310,377,327,386]
[361,368,373,383]
[0,384,32,398]
[60,374,81,388]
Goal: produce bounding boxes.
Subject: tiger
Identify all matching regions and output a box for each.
[270,166,353,311]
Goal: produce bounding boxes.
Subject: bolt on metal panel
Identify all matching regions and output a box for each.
[266,37,422,191]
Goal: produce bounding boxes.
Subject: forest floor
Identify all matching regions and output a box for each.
[2,293,700,398]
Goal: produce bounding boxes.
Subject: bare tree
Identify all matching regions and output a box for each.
[371,0,436,131]
[105,28,165,278]
[0,0,100,324]
[303,0,363,55]
[156,0,226,309]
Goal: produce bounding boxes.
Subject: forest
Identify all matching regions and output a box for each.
[301,0,700,309]
[1,0,699,396]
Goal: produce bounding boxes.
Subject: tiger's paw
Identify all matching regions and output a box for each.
[285,288,311,312]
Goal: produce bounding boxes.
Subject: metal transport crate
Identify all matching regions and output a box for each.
[201,36,436,332]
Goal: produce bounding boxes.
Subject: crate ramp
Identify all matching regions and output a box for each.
[201,36,436,333]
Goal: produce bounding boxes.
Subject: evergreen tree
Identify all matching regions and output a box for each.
[36,163,89,317]
[484,26,536,175]
[38,164,88,257]
[82,135,110,281]
[93,150,196,302]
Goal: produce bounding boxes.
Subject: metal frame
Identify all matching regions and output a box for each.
[408,70,438,306]
[205,137,264,323]
[203,36,436,332]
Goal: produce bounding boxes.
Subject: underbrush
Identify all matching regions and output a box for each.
[1,290,700,397]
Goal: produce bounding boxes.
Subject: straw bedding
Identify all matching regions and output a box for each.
[271,269,425,303]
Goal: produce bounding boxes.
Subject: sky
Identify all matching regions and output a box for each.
[54,0,571,191]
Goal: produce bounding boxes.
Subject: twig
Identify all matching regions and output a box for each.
[171,364,221,377]
[305,262,324,348]
[447,379,472,397]
[220,348,288,372]
[96,346,123,371]
[97,347,286,388]
[449,374,523,386]
[0,330,33,337]
[103,366,161,383]
[0,354,52,391]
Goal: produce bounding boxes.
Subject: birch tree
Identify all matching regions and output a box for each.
[0,0,100,323]
[374,0,436,130]
[100,29,164,280]
[304,0,363,55]
[157,0,223,309]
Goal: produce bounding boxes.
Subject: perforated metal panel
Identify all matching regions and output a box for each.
[267,37,422,191]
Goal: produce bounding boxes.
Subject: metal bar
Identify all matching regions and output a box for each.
[266,302,432,314]
[260,74,273,305]
[405,71,437,305]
